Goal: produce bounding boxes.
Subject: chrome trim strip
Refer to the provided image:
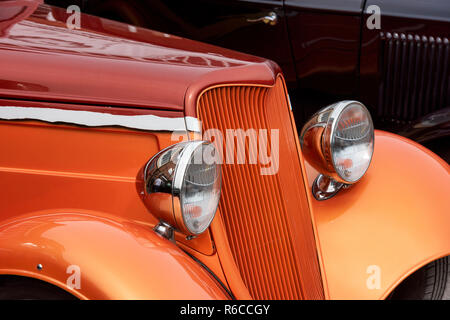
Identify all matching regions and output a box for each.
[185,116,202,133]
[0,106,201,132]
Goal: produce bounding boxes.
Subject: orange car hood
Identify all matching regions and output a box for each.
[0,4,279,112]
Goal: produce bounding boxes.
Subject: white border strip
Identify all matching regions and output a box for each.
[0,107,202,133]
[185,116,202,133]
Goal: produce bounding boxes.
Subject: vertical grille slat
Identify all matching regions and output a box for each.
[417,37,428,118]
[378,32,449,124]
[214,87,263,298]
[243,86,281,299]
[403,36,415,119]
[425,38,436,116]
[391,33,401,117]
[439,40,449,109]
[397,36,408,119]
[197,78,324,300]
[229,86,269,299]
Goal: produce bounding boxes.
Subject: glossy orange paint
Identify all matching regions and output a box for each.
[0,2,276,299]
[304,130,450,299]
[0,1,449,301]
[0,212,228,299]
[0,100,227,299]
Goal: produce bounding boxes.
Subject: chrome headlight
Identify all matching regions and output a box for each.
[300,101,374,200]
[144,141,221,236]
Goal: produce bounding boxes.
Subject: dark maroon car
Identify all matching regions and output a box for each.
[46,0,450,161]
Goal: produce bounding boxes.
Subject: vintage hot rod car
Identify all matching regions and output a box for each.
[0,1,449,300]
[50,0,450,162]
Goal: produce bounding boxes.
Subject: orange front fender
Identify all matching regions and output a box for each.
[0,212,228,299]
[306,130,450,299]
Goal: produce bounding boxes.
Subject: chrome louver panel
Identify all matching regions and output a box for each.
[378,32,449,124]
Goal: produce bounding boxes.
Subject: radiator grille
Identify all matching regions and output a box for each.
[197,78,324,299]
[378,32,449,123]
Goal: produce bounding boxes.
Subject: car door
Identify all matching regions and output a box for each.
[284,0,364,123]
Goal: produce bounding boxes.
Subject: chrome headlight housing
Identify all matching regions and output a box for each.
[300,101,374,199]
[144,141,221,236]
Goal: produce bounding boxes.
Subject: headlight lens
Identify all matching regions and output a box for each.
[144,141,222,236]
[331,102,374,183]
[300,100,375,199]
[179,143,221,234]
